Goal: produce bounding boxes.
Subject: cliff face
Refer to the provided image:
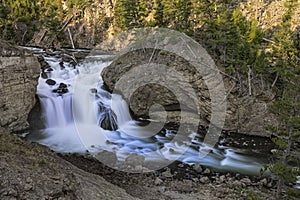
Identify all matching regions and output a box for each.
[100,31,277,137]
[102,50,277,137]
[0,41,40,132]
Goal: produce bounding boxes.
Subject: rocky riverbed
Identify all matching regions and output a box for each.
[0,128,276,200]
[61,152,277,200]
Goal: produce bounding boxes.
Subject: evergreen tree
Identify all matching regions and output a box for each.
[153,0,164,26]
[265,0,300,198]
[160,0,176,27]
[114,0,149,31]
[174,0,192,32]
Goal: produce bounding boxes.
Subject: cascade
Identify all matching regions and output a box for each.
[26,49,270,175]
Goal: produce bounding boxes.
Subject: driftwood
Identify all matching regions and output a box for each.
[59,15,74,32]
[263,37,276,44]
[248,66,252,96]
[271,72,279,88]
[27,15,75,48]
[67,28,75,49]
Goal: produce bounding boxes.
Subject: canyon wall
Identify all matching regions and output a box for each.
[0,41,40,132]
[100,32,277,137]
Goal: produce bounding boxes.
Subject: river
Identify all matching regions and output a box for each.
[25,47,277,177]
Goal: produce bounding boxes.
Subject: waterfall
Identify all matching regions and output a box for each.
[29,55,115,152]
[26,49,270,175]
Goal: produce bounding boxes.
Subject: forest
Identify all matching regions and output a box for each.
[0,0,299,198]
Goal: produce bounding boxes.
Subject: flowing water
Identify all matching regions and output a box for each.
[26,48,274,176]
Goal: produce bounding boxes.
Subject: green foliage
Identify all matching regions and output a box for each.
[286,187,300,198]
[270,162,297,183]
[264,1,300,198]
[0,0,96,43]
[153,0,164,26]
[114,0,150,31]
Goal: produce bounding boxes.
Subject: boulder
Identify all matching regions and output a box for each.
[46,79,56,86]
[52,82,69,95]
[125,153,145,167]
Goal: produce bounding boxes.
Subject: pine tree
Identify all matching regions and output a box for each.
[174,0,192,32]
[114,0,148,31]
[153,0,164,26]
[265,0,300,198]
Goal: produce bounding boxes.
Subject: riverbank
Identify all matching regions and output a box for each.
[0,128,138,200]
[62,153,277,200]
[0,128,277,200]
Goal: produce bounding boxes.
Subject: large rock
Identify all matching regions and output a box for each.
[0,128,138,200]
[0,40,40,132]
[100,30,277,136]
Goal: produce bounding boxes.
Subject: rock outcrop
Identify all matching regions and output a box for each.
[100,30,277,136]
[0,128,138,200]
[0,41,40,132]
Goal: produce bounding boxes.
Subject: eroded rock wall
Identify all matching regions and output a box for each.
[0,41,40,132]
[101,47,277,137]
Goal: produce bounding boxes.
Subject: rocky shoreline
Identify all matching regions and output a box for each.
[0,128,280,200]
[0,128,138,200]
[61,152,277,200]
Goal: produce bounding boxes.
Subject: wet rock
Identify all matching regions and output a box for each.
[90,88,97,94]
[95,150,117,166]
[45,48,55,56]
[41,72,48,79]
[62,56,73,63]
[59,61,65,69]
[125,154,145,167]
[193,163,203,173]
[74,52,88,60]
[55,88,68,95]
[70,61,77,67]
[99,111,118,131]
[37,55,44,62]
[59,83,68,88]
[52,83,69,95]
[40,61,51,70]
[46,79,56,86]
